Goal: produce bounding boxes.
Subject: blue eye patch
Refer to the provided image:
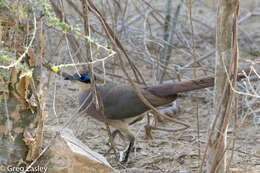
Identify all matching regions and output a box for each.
[81,74,90,80]
[77,74,91,83]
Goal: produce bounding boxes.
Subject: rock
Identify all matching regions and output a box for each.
[44,126,116,173]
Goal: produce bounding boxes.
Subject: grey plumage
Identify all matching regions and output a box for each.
[78,83,177,121]
[75,82,178,163]
[64,69,249,163]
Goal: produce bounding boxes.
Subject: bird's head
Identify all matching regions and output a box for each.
[64,71,95,89]
[65,72,91,83]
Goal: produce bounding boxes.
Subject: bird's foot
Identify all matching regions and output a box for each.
[104,145,116,156]
[106,138,112,146]
[119,150,128,164]
[119,142,136,163]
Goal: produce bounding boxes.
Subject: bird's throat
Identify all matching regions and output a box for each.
[78,82,91,90]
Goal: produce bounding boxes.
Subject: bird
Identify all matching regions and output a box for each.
[64,69,249,163]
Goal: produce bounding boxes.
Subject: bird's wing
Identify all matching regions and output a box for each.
[78,83,177,120]
[99,84,176,120]
[100,84,148,119]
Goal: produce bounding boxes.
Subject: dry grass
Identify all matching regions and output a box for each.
[42,0,260,172]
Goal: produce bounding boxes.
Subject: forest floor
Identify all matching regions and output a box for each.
[43,0,260,172]
[44,68,260,173]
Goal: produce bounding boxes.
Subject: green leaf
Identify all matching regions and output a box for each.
[19,69,33,79]
[51,66,59,73]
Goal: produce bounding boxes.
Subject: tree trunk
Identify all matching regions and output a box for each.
[207,0,239,172]
[0,2,44,170]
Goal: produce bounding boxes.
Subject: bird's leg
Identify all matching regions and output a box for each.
[112,129,120,139]
[106,129,124,146]
[120,131,135,163]
[104,129,119,157]
[112,129,124,140]
[109,120,136,163]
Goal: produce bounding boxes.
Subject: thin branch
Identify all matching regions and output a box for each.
[0,7,37,70]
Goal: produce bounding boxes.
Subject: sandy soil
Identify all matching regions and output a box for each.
[43,0,260,172]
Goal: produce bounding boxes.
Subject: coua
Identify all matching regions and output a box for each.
[64,70,248,162]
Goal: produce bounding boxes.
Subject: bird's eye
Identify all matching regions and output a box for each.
[79,74,90,82]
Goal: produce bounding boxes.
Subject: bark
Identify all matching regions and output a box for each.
[0,2,44,170]
[207,0,239,172]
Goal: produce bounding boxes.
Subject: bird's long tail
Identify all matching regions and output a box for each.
[147,69,251,98]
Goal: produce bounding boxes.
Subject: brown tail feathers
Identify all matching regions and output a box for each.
[147,68,251,98]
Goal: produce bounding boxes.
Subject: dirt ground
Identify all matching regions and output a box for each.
[44,71,260,173]
[43,0,260,172]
